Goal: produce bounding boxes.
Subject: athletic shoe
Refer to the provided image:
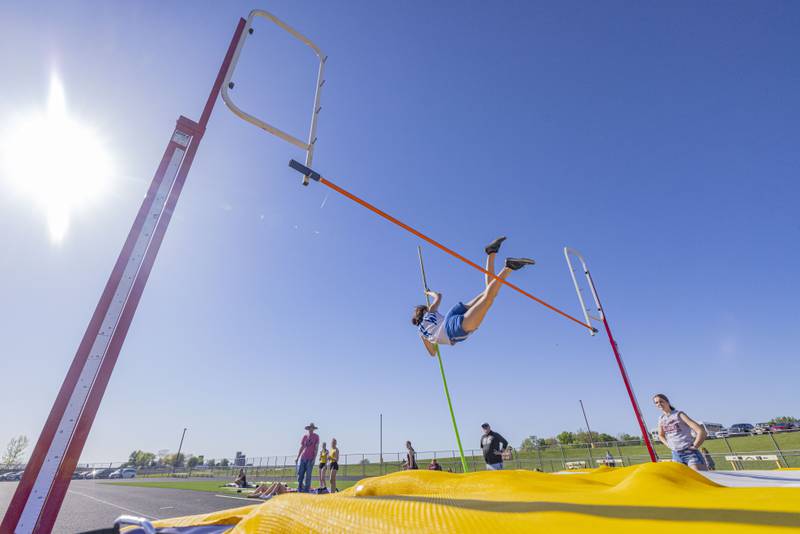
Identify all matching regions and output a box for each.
[484,236,507,255]
[505,257,536,270]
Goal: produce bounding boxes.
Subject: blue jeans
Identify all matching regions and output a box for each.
[671,448,705,467]
[297,458,314,492]
[486,462,504,470]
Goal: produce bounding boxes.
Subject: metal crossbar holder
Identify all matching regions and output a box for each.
[221,9,326,185]
[564,247,604,336]
[289,159,321,182]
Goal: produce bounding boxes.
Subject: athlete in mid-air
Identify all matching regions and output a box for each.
[412,237,534,355]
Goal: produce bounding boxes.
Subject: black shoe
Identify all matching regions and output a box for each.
[485,236,507,255]
[505,257,535,270]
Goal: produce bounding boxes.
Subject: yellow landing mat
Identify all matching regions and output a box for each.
[140,463,800,533]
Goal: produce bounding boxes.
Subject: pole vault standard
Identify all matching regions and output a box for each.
[417,246,469,473]
[1,17,248,534]
[564,247,657,463]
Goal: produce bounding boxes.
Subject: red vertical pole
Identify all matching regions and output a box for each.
[1,18,246,534]
[589,273,657,463]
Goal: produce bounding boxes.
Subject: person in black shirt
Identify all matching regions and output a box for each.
[480,423,508,470]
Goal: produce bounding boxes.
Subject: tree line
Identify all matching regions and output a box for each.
[125,450,207,469]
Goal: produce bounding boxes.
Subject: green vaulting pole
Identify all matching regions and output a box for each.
[417,245,469,473]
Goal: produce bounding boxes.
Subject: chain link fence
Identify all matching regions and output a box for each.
[3,432,798,481]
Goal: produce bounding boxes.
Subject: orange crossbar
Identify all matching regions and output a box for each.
[315,173,595,332]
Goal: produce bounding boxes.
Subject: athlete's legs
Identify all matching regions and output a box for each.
[463,253,497,309]
[461,267,511,332]
[485,252,495,288]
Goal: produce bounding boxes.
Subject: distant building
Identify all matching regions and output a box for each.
[234,451,246,467]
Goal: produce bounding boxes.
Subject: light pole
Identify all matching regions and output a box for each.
[579,400,595,463]
[380,414,383,476]
[174,428,187,475]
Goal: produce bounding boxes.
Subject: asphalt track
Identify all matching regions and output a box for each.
[2,471,800,532]
[0,479,251,533]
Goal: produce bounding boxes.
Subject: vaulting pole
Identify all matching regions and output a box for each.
[417,246,469,473]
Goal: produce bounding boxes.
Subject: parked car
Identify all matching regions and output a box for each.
[84,468,114,479]
[3,471,24,481]
[713,429,729,439]
[728,424,754,436]
[769,423,793,432]
[76,470,93,479]
[700,422,724,438]
[108,467,136,479]
[753,423,771,435]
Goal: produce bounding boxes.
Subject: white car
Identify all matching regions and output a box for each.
[108,468,136,479]
[714,429,729,439]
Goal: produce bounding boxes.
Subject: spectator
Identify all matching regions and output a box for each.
[249,482,291,499]
[428,459,443,471]
[295,423,320,492]
[480,423,508,470]
[653,394,708,471]
[404,441,418,470]
[318,442,329,492]
[234,468,247,488]
[329,438,340,492]
[701,447,716,471]
[604,451,615,467]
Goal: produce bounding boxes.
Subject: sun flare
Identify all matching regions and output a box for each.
[0,74,113,242]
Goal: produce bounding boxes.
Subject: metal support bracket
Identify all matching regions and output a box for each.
[221,9,326,185]
[564,247,602,335]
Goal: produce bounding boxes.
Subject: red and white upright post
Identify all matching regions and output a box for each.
[1,18,247,534]
[564,247,658,463]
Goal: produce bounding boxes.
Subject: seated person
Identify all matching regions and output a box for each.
[428,459,443,471]
[234,468,247,488]
[249,482,293,499]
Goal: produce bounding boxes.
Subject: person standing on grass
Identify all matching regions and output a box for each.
[404,441,418,470]
[328,438,340,492]
[295,423,320,492]
[701,447,716,471]
[318,442,329,492]
[653,393,708,471]
[480,423,509,470]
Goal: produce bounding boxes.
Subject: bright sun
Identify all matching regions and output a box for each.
[0,74,113,242]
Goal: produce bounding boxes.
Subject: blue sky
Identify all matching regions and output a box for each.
[0,1,798,463]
